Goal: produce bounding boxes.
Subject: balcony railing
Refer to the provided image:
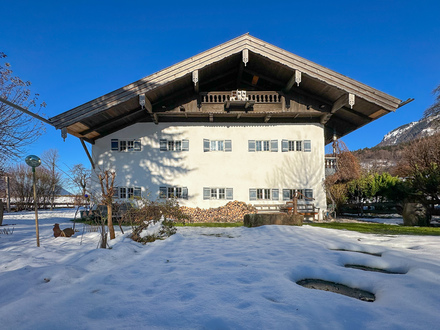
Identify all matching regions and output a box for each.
[325,157,337,176]
[201,91,282,104]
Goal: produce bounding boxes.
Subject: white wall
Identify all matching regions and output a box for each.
[91,122,326,217]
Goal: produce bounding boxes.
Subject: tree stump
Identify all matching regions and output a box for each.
[402,202,430,226]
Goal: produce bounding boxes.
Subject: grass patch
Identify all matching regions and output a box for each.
[309,222,440,236]
[175,222,243,227]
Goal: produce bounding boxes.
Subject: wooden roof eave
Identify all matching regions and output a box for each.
[49,34,401,130]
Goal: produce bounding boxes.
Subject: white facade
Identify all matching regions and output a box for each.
[91,122,326,216]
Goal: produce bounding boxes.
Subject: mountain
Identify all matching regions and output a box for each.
[352,115,440,173]
[377,115,440,147]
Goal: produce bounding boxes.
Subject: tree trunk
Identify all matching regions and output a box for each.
[107,204,115,239]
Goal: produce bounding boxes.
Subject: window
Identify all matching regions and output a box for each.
[203,187,233,200]
[110,139,141,152]
[248,140,278,152]
[115,187,142,199]
[282,189,310,201]
[160,186,188,199]
[120,187,127,199]
[204,139,232,152]
[281,140,311,152]
[160,139,189,151]
[249,188,279,201]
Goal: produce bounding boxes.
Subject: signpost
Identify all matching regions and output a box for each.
[25,155,41,247]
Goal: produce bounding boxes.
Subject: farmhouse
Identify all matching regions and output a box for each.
[49,34,404,219]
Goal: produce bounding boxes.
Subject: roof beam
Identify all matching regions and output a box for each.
[283,70,301,93]
[264,114,271,123]
[79,107,145,136]
[321,93,355,124]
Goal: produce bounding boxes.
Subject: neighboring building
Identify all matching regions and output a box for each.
[49,34,404,218]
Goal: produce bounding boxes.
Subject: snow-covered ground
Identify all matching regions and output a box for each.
[1,209,439,329]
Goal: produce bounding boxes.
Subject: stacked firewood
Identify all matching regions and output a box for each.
[181,201,256,223]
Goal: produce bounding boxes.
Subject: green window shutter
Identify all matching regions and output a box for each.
[159,187,167,199]
[249,188,257,201]
[226,188,233,200]
[272,189,279,200]
[111,139,119,151]
[283,189,290,201]
[225,140,232,152]
[271,140,278,152]
[160,139,167,151]
[304,140,311,152]
[203,187,210,200]
[182,187,188,199]
[203,139,210,152]
[248,140,256,152]
[182,139,189,151]
[134,139,141,151]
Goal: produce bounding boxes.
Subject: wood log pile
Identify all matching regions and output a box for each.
[180,201,257,223]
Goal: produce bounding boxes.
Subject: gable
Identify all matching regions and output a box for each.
[49,33,405,144]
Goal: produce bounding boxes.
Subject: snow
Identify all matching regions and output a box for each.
[1,209,440,329]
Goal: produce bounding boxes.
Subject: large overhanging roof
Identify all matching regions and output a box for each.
[49,33,406,144]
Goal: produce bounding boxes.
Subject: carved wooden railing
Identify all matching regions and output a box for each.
[201,91,282,104]
[325,157,337,176]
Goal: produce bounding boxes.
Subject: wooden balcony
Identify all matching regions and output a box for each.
[325,157,337,176]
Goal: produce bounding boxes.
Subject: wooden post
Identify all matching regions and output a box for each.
[32,167,40,247]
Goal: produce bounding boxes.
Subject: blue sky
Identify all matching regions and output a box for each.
[2,0,440,182]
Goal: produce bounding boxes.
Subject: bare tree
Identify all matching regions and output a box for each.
[70,164,90,197]
[423,84,440,120]
[98,170,116,247]
[0,52,45,171]
[324,139,361,215]
[41,149,62,210]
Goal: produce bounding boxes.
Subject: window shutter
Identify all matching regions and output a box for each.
[272,189,279,200]
[111,139,119,151]
[203,139,210,152]
[271,140,278,152]
[159,187,167,199]
[225,140,232,152]
[226,188,233,200]
[305,189,313,199]
[113,187,119,198]
[182,187,188,199]
[304,140,311,152]
[134,139,141,151]
[283,189,290,201]
[203,187,210,200]
[248,140,256,152]
[160,139,167,151]
[282,139,288,152]
[134,187,142,198]
[182,139,189,151]
[249,188,257,201]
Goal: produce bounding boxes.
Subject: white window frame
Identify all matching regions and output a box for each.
[203,187,233,200]
[160,186,188,199]
[249,140,278,152]
[160,139,189,151]
[111,139,141,152]
[249,188,279,201]
[204,139,232,152]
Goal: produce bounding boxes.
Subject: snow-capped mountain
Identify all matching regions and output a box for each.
[377,115,440,147]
